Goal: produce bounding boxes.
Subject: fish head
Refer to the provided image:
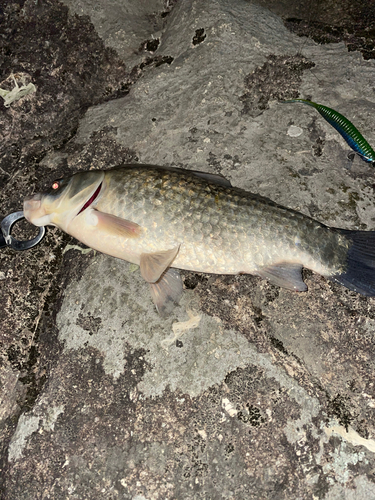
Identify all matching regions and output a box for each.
[23,170,105,231]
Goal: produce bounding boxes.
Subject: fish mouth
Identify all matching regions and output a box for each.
[23,193,45,225]
[24,194,42,216]
[77,182,102,216]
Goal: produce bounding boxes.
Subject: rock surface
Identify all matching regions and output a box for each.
[1,0,375,498]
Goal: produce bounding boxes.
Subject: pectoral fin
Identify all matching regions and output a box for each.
[256,262,307,291]
[94,210,141,238]
[140,246,180,283]
[149,268,183,316]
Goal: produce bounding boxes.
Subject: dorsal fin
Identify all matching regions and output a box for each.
[109,164,233,187]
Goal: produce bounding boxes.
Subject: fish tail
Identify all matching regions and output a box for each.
[281,99,375,163]
[330,229,375,296]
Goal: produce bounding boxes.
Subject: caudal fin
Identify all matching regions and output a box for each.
[330,229,375,296]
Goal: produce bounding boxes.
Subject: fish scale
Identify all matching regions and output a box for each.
[23,165,375,310]
[89,166,347,275]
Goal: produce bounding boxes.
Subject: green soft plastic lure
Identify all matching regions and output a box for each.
[282,99,375,163]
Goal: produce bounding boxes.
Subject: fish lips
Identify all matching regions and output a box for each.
[23,193,50,226]
[24,192,42,212]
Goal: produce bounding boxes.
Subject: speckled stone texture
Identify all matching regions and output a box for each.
[2,0,375,498]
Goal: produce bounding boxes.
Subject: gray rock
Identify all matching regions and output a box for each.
[60,0,168,66]
[2,0,375,498]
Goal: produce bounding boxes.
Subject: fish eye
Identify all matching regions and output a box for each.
[50,178,65,191]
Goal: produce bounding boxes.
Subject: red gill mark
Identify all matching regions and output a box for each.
[77,183,102,215]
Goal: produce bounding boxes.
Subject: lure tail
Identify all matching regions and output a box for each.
[330,229,375,296]
[282,98,375,163]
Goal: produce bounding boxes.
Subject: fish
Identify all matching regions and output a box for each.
[23,165,375,314]
[281,99,375,163]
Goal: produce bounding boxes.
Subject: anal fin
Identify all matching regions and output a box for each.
[256,262,307,291]
[149,268,183,316]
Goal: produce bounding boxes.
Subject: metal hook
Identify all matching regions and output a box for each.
[0,211,45,251]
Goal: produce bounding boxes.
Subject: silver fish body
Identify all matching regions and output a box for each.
[87,167,347,275]
[23,165,375,312]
